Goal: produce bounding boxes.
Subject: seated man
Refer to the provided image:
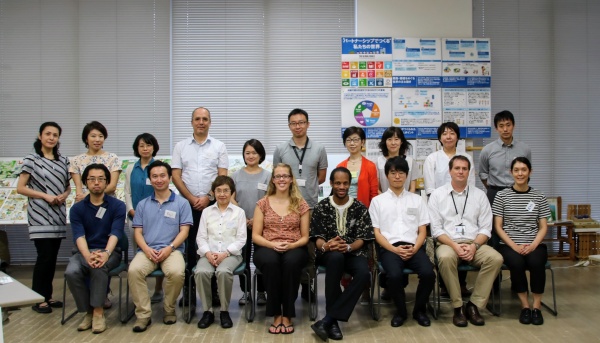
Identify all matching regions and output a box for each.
[310,167,374,341]
[369,157,435,328]
[65,164,125,334]
[128,161,192,332]
[428,155,503,327]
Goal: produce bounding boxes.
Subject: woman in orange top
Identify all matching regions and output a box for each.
[337,127,378,208]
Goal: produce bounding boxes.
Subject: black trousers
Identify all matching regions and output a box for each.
[32,238,62,302]
[239,228,264,293]
[318,252,369,322]
[380,244,435,317]
[254,246,307,318]
[498,244,547,294]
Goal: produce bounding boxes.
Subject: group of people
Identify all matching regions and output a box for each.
[17,107,551,339]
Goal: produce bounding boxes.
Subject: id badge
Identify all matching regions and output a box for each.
[164,210,176,219]
[454,224,466,236]
[145,178,151,185]
[526,201,535,212]
[96,207,106,219]
[257,183,268,191]
[297,179,307,187]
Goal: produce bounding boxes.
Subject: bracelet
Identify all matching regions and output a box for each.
[321,243,327,252]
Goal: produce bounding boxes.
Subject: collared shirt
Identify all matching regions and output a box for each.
[479,138,531,187]
[272,137,328,209]
[132,191,193,252]
[429,183,492,241]
[69,194,126,249]
[196,202,247,256]
[171,135,229,197]
[124,158,155,214]
[376,155,421,193]
[423,150,476,195]
[369,189,430,245]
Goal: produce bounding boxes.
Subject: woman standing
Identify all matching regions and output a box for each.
[17,122,71,313]
[376,127,419,193]
[252,163,309,334]
[70,121,121,202]
[492,157,550,325]
[124,133,162,302]
[336,127,378,208]
[231,139,271,306]
[423,122,476,195]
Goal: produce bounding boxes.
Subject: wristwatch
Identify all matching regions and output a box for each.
[207,193,215,201]
[346,244,352,253]
[169,244,176,251]
[102,249,111,256]
[321,243,327,252]
[473,243,481,250]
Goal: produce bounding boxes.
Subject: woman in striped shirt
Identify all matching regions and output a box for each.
[17,122,71,314]
[492,156,550,326]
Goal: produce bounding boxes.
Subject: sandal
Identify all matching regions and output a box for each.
[268,323,283,334]
[48,300,63,308]
[31,303,52,314]
[281,323,294,334]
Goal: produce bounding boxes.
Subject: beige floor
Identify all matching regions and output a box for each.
[3,260,600,343]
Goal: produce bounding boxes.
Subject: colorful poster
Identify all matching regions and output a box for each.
[442,88,491,138]
[341,88,392,138]
[392,38,442,87]
[442,38,491,87]
[341,37,393,87]
[392,88,442,139]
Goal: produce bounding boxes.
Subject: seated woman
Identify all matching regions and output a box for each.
[252,163,310,334]
[492,157,550,326]
[195,176,246,329]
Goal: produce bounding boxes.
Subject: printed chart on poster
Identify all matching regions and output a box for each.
[442,88,491,138]
[341,88,392,138]
[392,38,442,87]
[442,38,491,87]
[392,88,442,139]
[341,37,393,88]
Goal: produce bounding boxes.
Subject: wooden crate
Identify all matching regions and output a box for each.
[574,229,600,258]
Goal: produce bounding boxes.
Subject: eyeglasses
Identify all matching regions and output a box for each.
[345,138,362,144]
[273,174,291,180]
[389,170,406,177]
[215,189,231,195]
[288,121,307,127]
[87,177,106,183]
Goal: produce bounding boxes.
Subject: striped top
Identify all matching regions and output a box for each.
[21,153,71,239]
[492,187,551,245]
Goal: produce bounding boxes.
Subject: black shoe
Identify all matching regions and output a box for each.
[220,311,233,329]
[328,322,343,340]
[197,311,215,329]
[31,303,52,314]
[413,312,431,327]
[519,308,532,324]
[531,308,544,325]
[212,293,221,308]
[453,307,468,327]
[301,283,315,302]
[391,314,406,327]
[310,320,329,342]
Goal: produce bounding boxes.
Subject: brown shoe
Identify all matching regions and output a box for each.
[163,312,177,325]
[92,314,106,334]
[77,313,93,331]
[452,307,468,327]
[465,302,485,326]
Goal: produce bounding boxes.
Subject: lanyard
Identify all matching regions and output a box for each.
[450,188,469,223]
[292,137,309,176]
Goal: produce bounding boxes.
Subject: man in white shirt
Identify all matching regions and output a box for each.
[429,155,503,327]
[370,157,435,328]
[172,107,229,316]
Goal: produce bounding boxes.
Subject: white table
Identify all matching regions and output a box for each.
[0,271,44,342]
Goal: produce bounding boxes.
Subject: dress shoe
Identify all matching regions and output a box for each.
[133,317,151,332]
[220,311,233,329]
[391,314,406,327]
[531,308,544,325]
[328,322,343,340]
[519,308,532,325]
[77,313,93,331]
[197,311,215,329]
[453,307,468,327]
[310,320,329,342]
[92,314,106,334]
[413,311,431,327]
[465,302,485,326]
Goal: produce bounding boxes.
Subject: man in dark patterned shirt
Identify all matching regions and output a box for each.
[309,167,374,341]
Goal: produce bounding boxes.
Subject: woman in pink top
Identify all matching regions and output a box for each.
[252,163,310,334]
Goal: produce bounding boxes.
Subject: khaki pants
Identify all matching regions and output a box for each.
[128,250,185,319]
[194,255,242,312]
[436,243,503,309]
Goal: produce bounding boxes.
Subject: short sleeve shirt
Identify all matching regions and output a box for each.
[256,197,309,243]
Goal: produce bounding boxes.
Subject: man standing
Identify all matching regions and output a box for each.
[128,161,192,332]
[429,155,503,327]
[479,110,532,205]
[172,107,228,315]
[273,108,328,300]
[65,164,125,334]
[369,157,435,328]
[310,167,373,341]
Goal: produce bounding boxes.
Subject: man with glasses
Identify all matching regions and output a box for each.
[369,157,435,328]
[128,161,192,332]
[172,107,229,317]
[273,108,328,301]
[65,164,126,334]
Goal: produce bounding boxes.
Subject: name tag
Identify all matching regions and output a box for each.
[145,178,151,185]
[96,207,106,219]
[526,201,535,212]
[164,210,176,219]
[297,179,307,187]
[407,207,418,215]
[257,183,268,191]
[454,224,466,235]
